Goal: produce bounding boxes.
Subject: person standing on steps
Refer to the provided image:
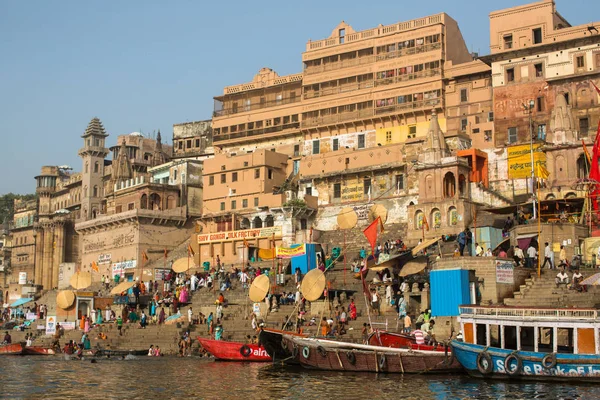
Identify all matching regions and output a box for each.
[116,315,123,336]
[542,242,554,269]
[188,307,193,323]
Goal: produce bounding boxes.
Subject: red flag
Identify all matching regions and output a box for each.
[363,218,379,256]
[589,120,600,210]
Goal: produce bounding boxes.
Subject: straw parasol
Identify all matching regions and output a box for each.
[56,290,76,310]
[301,268,326,302]
[172,258,189,273]
[411,237,442,256]
[249,275,270,302]
[337,207,358,230]
[69,271,92,290]
[368,204,388,224]
[580,273,600,286]
[110,280,136,295]
[399,260,428,277]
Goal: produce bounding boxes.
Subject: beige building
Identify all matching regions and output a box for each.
[172,120,213,161]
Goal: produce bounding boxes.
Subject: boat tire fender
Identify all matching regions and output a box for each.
[302,346,310,359]
[476,351,493,375]
[240,345,252,358]
[317,345,327,358]
[346,351,356,365]
[379,354,386,370]
[542,353,557,369]
[292,345,299,359]
[505,353,522,376]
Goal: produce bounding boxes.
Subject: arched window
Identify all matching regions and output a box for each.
[265,215,274,227]
[577,154,590,179]
[94,162,99,173]
[443,172,456,198]
[240,218,251,229]
[173,170,178,181]
[431,208,441,229]
[448,206,458,226]
[414,210,424,230]
[93,185,98,197]
[149,193,161,210]
[458,174,467,196]
[253,216,263,228]
[140,194,148,209]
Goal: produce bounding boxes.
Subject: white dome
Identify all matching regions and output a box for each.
[129,132,143,137]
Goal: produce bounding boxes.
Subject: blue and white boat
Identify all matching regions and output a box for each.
[452,305,600,381]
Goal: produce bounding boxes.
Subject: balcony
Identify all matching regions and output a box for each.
[304,55,375,76]
[213,122,300,143]
[75,207,188,232]
[374,98,441,116]
[374,42,442,62]
[303,81,374,100]
[213,96,301,118]
[374,68,441,87]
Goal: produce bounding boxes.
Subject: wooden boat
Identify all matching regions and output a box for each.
[23,346,57,355]
[0,343,24,355]
[198,337,271,362]
[258,327,306,363]
[282,334,461,374]
[452,305,600,381]
[368,330,448,352]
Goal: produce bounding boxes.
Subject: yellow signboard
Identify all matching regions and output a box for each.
[275,244,306,258]
[197,226,282,244]
[507,144,547,179]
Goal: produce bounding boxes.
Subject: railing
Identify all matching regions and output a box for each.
[213,122,300,142]
[374,68,441,87]
[375,42,442,62]
[459,306,598,320]
[303,81,374,99]
[304,55,375,75]
[213,96,301,117]
[374,99,441,116]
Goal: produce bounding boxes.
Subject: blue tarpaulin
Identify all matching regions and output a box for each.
[10,297,33,308]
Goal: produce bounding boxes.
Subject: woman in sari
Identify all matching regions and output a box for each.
[84,317,90,333]
[149,300,156,317]
[179,287,188,304]
[397,297,407,319]
[96,308,103,325]
[158,307,166,324]
[348,299,357,320]
[79,315,85,330]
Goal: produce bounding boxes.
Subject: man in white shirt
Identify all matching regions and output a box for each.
[240,270,249,289]
[514,246,525,267]
[556,268,569,287]
[526,244,537,268]
[542,242,554,269]
[475,243,483,257]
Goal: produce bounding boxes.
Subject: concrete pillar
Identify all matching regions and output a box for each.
[34,228,44,287]
[42,223,54,290]
[52,220,65,289]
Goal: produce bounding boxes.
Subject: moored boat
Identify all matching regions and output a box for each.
[0,343,24,355]
[23,346,57,355]
[198,337,271,362]
[283,334,460,374]
[258,327,306,363]
[452,305,600,381]
[367,330,448,352]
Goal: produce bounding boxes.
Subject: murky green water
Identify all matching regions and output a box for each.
[1,356,599,399]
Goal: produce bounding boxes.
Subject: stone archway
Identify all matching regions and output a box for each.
[265,215,274,227]
[253,216,263,228]
[140,194,148,209]
[443,172,456,198]
[149,193,161,210]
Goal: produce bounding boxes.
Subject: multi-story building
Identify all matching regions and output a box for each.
[482,0,600,200]
[172,120,213,161]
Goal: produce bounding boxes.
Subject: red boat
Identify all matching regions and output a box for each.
[23,346,57,355]
[0,343,24,355]
[197,337,271,362]
[368,331,448,353]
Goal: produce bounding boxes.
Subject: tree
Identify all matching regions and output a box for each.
[0,193,37,224]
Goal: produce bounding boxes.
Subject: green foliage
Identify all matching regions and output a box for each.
[0,193,37,223]
[282,198,306,208]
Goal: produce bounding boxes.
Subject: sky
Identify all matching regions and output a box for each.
[1,0,598,195]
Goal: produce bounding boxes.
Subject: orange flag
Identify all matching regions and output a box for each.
[423,215,430,231]
[363,218,379,255]
[243,238,249,248]
[142,251,149,263]
[91,261,99,272]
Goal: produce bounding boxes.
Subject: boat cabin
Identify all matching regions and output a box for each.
[459,306,600,355]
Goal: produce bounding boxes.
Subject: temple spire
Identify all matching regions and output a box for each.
[152,129,169,166]
[113,139,133,182]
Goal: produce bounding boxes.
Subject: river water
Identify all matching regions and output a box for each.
[1,356,600,399]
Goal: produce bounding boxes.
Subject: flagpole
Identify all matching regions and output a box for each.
[343,230,347,286]
[537,177,542,278]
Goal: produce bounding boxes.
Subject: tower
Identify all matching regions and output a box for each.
[78,117,109,221]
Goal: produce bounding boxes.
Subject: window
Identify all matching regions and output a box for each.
[93,185,98,197]
[306,187,312,196]
[576,55,585,69]
[386,131,392,143]
[209,176,214,186]
[178,141,183,150]
[536,97,544,112]
[475,116,480,124]
[94,162,99,173]
[535,63,543,77]
[333,183,341,199]
[339,28,345,44]
[186,140,192,148]
[242,199,248,208]
[503,34,513,49]
[596,53,600,68]
[358,134,365,149]
[254,169,260,179]
[312,140,320,154]
[488,112,494,122]
[195,139,200,147]
[484,130,492,142]
[221,165,226,171]
[232,172,238,182]
[508,127,518,144]
[580,118,590,136]
[473,128,480,134]
[408,125,417,139]
[532,28,542,44]
[363,178,371,195]
[220,174,226,184]
[220,202,225,211]
[460,88,468,103]
[506,68,515,82]
[460,119,468,132]
[231,200,236,210]
[268,169,273,179]
[537,124,546,140]
[564,92,570,105]
[333,138,339,151]
[243,161,249,167]
[254,197,259,207]
[395,174,404,190]
[128,203,134,211]
[300,219,308,230]
[116,205,122,213]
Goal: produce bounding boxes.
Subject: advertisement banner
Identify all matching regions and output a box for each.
[98,254,112,265]
[495,260,515,284]
[18,272,27,285]
[45,316,57,335]
[276,244,306,259]
[61,322,76,331]
[154,268,171,281]
[111,260,137,277]
[197,226,282,244]
[507,144,547,179]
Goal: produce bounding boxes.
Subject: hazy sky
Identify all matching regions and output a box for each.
[1,0,598,194]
